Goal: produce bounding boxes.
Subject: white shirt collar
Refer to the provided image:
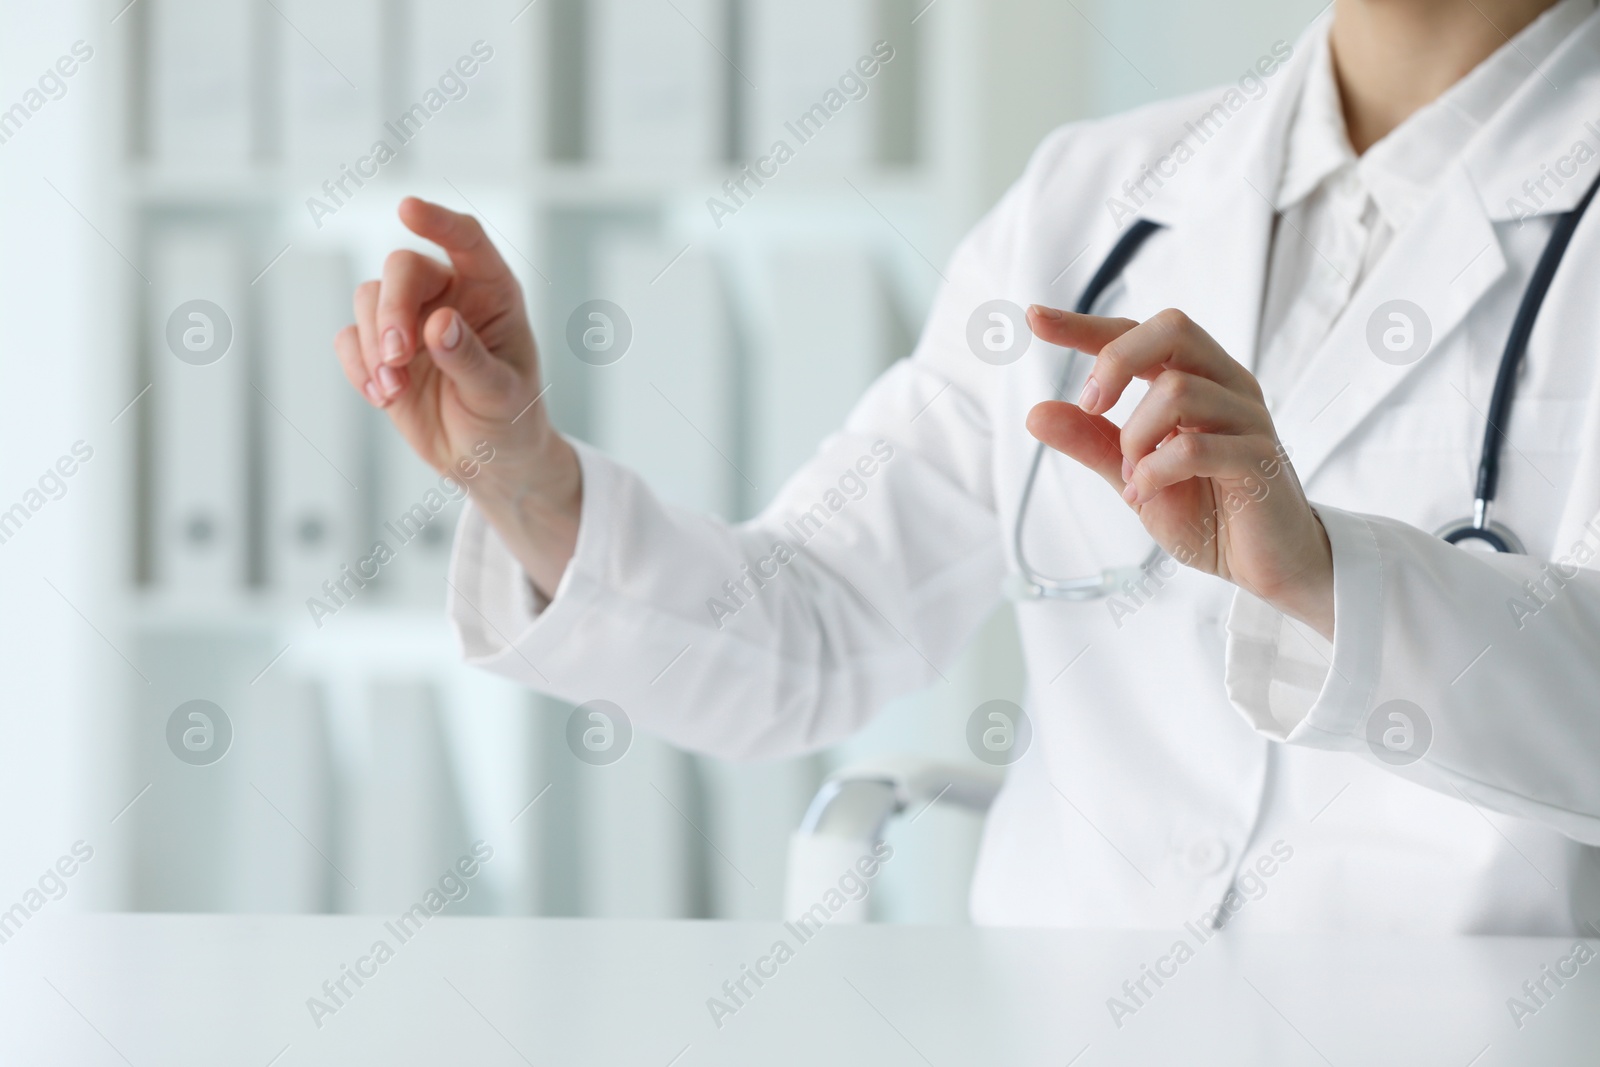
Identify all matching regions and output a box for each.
[1276,0,1596,228]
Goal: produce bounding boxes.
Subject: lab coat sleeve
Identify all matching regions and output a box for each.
[446,391,1002,762]
[1224,504,1600,845]
[442,145,1059,760]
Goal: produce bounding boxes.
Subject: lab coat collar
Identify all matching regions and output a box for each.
[1273,29,1353,217]
[1463,3,1600,222]
[1136,2,1600,230]
[1132,3,1600,232]
[1269,164,1507,485]
[1133,13,1317,233]
[1363,0,1596,229]
[1273,5,1600,484]
[1130,5,1600,487]
[1117,11,1318,368]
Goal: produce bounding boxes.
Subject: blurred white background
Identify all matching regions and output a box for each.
[0,0,1325,923]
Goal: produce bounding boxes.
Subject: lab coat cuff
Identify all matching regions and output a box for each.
[446,437,616,668]
[1223,505,1382,748]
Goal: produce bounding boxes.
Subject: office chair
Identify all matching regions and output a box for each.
[783,758,1006,922]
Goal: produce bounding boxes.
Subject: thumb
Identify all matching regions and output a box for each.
[423,307,522,415]
[1026,400,1126,494]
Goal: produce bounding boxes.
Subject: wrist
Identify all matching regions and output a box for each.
[1264,516,1335,641]
[471,425,575,507]
[468,432,583,597]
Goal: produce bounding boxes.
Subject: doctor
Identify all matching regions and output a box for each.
[337,0,1600,933]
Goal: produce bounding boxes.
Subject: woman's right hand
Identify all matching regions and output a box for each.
[335,197,581,596]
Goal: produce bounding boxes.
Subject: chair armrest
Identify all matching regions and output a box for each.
[799,758,1006,838]
[784,758,1005,921]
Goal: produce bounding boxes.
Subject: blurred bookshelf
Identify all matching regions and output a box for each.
[118,0,934,603]
[97,0,1078,921]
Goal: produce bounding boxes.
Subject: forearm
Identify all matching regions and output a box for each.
[446,429,1005,761]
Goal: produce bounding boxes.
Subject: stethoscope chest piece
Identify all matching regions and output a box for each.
[1434,516,1525,555]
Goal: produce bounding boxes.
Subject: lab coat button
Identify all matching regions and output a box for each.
[1185,837,1229,876]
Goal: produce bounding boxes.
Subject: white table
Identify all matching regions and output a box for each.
[1,915,1595,1065]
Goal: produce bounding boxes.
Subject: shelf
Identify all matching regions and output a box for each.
[119,161,939,210]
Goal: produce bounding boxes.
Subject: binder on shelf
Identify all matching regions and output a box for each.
[698,755,823,919]
[588,0,725,168]
[742,0,877,169]
[146,0,257,166]
[373,428,462,610]
[149,225,251,598]
[346,680,479,915]
[226,678,336,912]
[589,236,736,516]
[261,250,363,604]
[130,625,285,910]
[580,734,699,918]
[279,0,386,172]
[750,244,889,504]
[409,0,540,170]
[875,0,921,166]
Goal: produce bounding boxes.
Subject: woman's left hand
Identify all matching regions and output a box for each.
[1024,305,1335,639]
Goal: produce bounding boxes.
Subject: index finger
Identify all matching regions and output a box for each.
[1077,308,1259,417]
[1025,305,1138,354]
[397,196,512,283]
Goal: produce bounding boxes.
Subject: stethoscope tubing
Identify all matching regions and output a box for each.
[1437,165,1600,550]
[1013,220,1164,600]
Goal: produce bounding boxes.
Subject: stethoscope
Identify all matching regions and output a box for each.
[1010,170,1600,601]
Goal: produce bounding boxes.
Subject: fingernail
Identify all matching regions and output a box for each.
[1122,482,1139,504]
[364,380,384,406]
[441,312,463,351]
[1030,304,1063,320]
[378,365,402,397]
[1121,457,1133,483]
[383,328,405,364]
[1078,377,1101,411]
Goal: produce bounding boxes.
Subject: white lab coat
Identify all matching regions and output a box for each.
[448,15,1600,933]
